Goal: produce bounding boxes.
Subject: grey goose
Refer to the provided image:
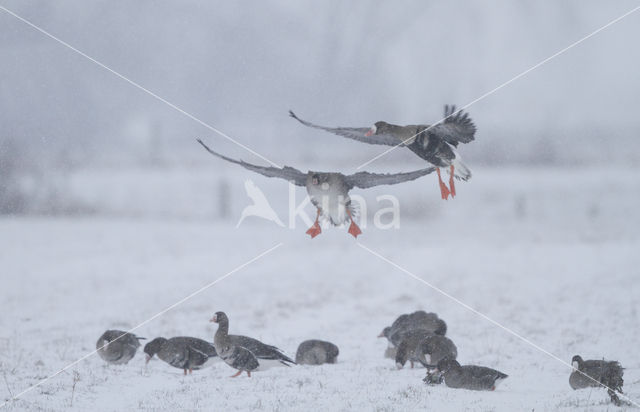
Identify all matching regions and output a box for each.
[570,355,624,406]
[210,311,295,377]
[295,340,339,365]
[394,329,434,369]
[378,311,447,359]
[428,358,507,391]
[96,330,145,365]
[197,139,435,238]
[143,336,219,375]
[289,105,475,200]
[420,335,458,368]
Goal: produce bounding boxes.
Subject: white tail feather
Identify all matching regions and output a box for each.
[451,157,472,181]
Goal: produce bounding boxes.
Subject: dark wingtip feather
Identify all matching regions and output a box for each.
[442,104,477,138]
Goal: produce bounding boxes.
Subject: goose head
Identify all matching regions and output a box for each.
[309,173,332,191]
[209,311,228,324]
[365,121,390,137]
[377,326,391,339]
[571,355,584,370]
[143,337,167,363]
[436,358,460,373]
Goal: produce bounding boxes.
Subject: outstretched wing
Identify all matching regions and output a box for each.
[196,139,308,187]
[426,105,476,145]
[289,110,397,146]
[344,167,436,189]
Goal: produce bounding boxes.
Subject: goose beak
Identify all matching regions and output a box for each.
[145,354,151,364]
[210,315,218,323]
[377,331,385,338]
[365,125,376,137]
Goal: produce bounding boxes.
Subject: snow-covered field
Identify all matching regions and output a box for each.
[1,167,639,411]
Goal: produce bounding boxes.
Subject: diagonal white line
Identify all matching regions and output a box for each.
[0,5,280,168]
[357,242,638,407]
[0,242,284,408]
[356,5,640,170]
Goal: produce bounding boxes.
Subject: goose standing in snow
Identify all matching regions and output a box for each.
[295,340,339,365]
[394,329,434,369]
[379,311,447,359]
[96,330,145,365]
[210,311,295,377]
[197,139,435,238]
[428,358,507,391]
[143,336,218,375]
[289,105,476,200]
[570,355,624,406]
[419,335,458,369]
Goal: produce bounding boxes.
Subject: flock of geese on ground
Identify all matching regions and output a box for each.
[96,310,625,406]
[95,107,625,406]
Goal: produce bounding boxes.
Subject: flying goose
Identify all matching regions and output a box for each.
[427,358,508,391]
[96,330,145,365]
[143,336,219,375]
[570,355,624,406]
[197,139,435,238]
[295,340,339,365]
[210,311,295,377]
[289,105,475,200]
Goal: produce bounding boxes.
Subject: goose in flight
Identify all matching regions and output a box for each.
[196,139,435,238]
[289,105,476,200]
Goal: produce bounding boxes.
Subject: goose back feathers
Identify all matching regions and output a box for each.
[433,359,507,391]
[295,340,339,365]
[143,336,218,374]
[96,330,144,365]
[570,355,624,405]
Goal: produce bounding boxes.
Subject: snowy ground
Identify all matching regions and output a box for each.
[1,167,639,411]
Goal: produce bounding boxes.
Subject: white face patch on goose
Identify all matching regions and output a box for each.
[572,361,579,369]
[365,124,376,137]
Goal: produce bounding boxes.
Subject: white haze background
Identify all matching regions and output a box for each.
[1,1,639,411]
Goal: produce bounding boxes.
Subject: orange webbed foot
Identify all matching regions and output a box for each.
[348,221,362,238]
[306,222,322,238]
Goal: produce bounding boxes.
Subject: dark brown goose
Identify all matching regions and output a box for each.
[143,336,218,375]
[210,311,295,377]
[289,105,475,200]
[570,355,624,406]
[197,139,435,238]
[96,330,145,365]
[420,335,458,368]
[295,340,339,365]
[429,358,508,391]
[378,311,447,359]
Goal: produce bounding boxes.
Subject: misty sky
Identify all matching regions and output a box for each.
[1,1,639,170]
